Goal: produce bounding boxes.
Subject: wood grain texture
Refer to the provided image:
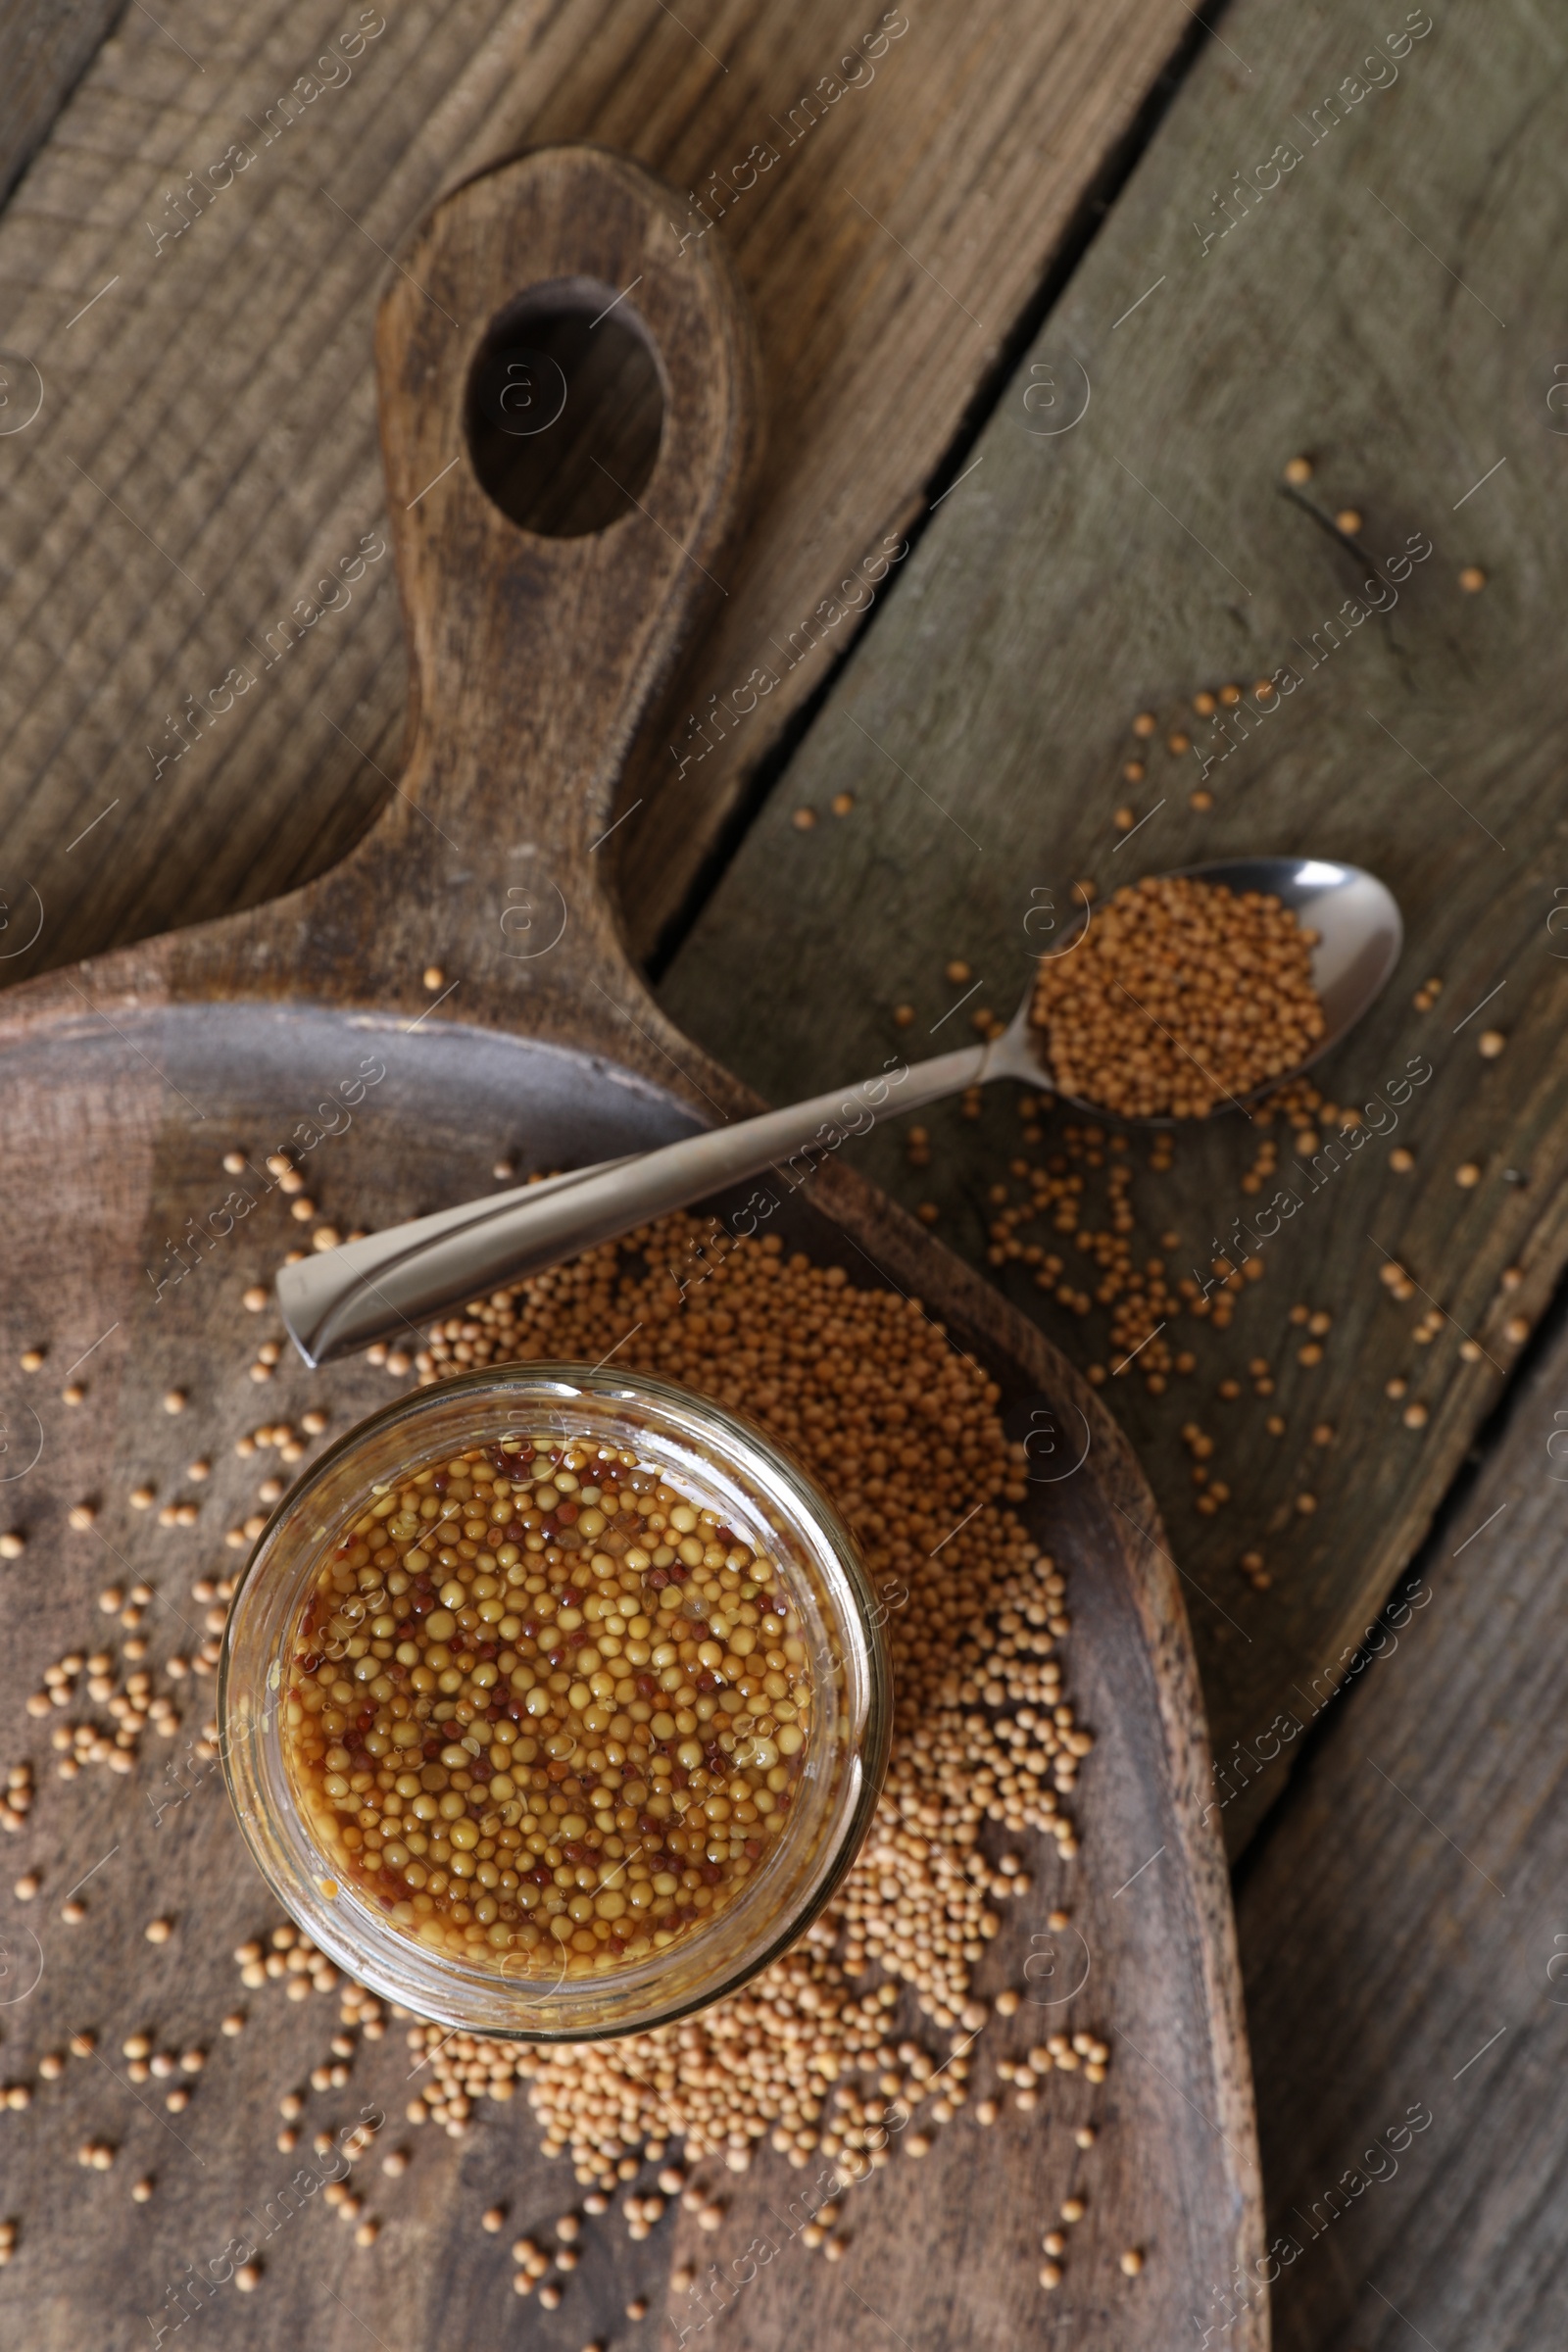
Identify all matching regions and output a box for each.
[0,146,1260,2352]
[0,0,122,209]
[0,0,1202,986]
[662,0,1566,1854]
[1235,1290,1568,2352]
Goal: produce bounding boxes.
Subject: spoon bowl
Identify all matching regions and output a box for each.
[280,856,1403,1362]
[986,855,1405,1115]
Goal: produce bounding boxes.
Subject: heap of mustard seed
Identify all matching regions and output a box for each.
[1030,874,1325,1119]
[403,1218,1099,2186]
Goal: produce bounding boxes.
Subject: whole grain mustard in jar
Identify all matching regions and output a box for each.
[221,1366,889,2039]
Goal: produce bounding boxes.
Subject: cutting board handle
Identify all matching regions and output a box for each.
[282,145,759,1031]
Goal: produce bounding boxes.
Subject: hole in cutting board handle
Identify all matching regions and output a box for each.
[465,277,665,539]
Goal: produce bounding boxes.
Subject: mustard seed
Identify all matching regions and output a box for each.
[1283,456,1312,484]
[1456,1163,1481,1188]
[388,1223,1101,2189]
[1390,1148,1413,1172]
[1478,1030,1505,1057]
[0,1534,24,1560]
[1459,564,1486,592]
[280,1433,812,1980]
[1030,875,1323,1119]
[1120,2247,1145,2276]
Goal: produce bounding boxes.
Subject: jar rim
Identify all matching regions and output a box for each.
[220,1361,891,2039]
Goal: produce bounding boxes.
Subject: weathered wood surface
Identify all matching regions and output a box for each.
[0,0,1200,987]
[0,144,1261,2352]
[663,0,1565,1853]
[1234,1290,1568,2352]
[0,0,122,209]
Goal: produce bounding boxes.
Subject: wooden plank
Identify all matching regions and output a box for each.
[662,0,1564,1852]
[1233,1294,1568,2352]
[0,146,1261,2350]
[0,0,1200,986]
[0,0,122,211]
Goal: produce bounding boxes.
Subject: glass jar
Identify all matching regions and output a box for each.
[220,1364,890,2040]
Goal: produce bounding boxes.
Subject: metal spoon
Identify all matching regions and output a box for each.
[278,856,1401,1366]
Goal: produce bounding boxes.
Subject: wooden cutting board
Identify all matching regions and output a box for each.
[0,146,1261,2352]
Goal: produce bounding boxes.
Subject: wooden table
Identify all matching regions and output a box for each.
[0,3,1555,2346]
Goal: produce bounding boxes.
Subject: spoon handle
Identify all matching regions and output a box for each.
[279,1040,990,1365]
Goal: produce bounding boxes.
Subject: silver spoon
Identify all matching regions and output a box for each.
[278,856,1401,1366]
